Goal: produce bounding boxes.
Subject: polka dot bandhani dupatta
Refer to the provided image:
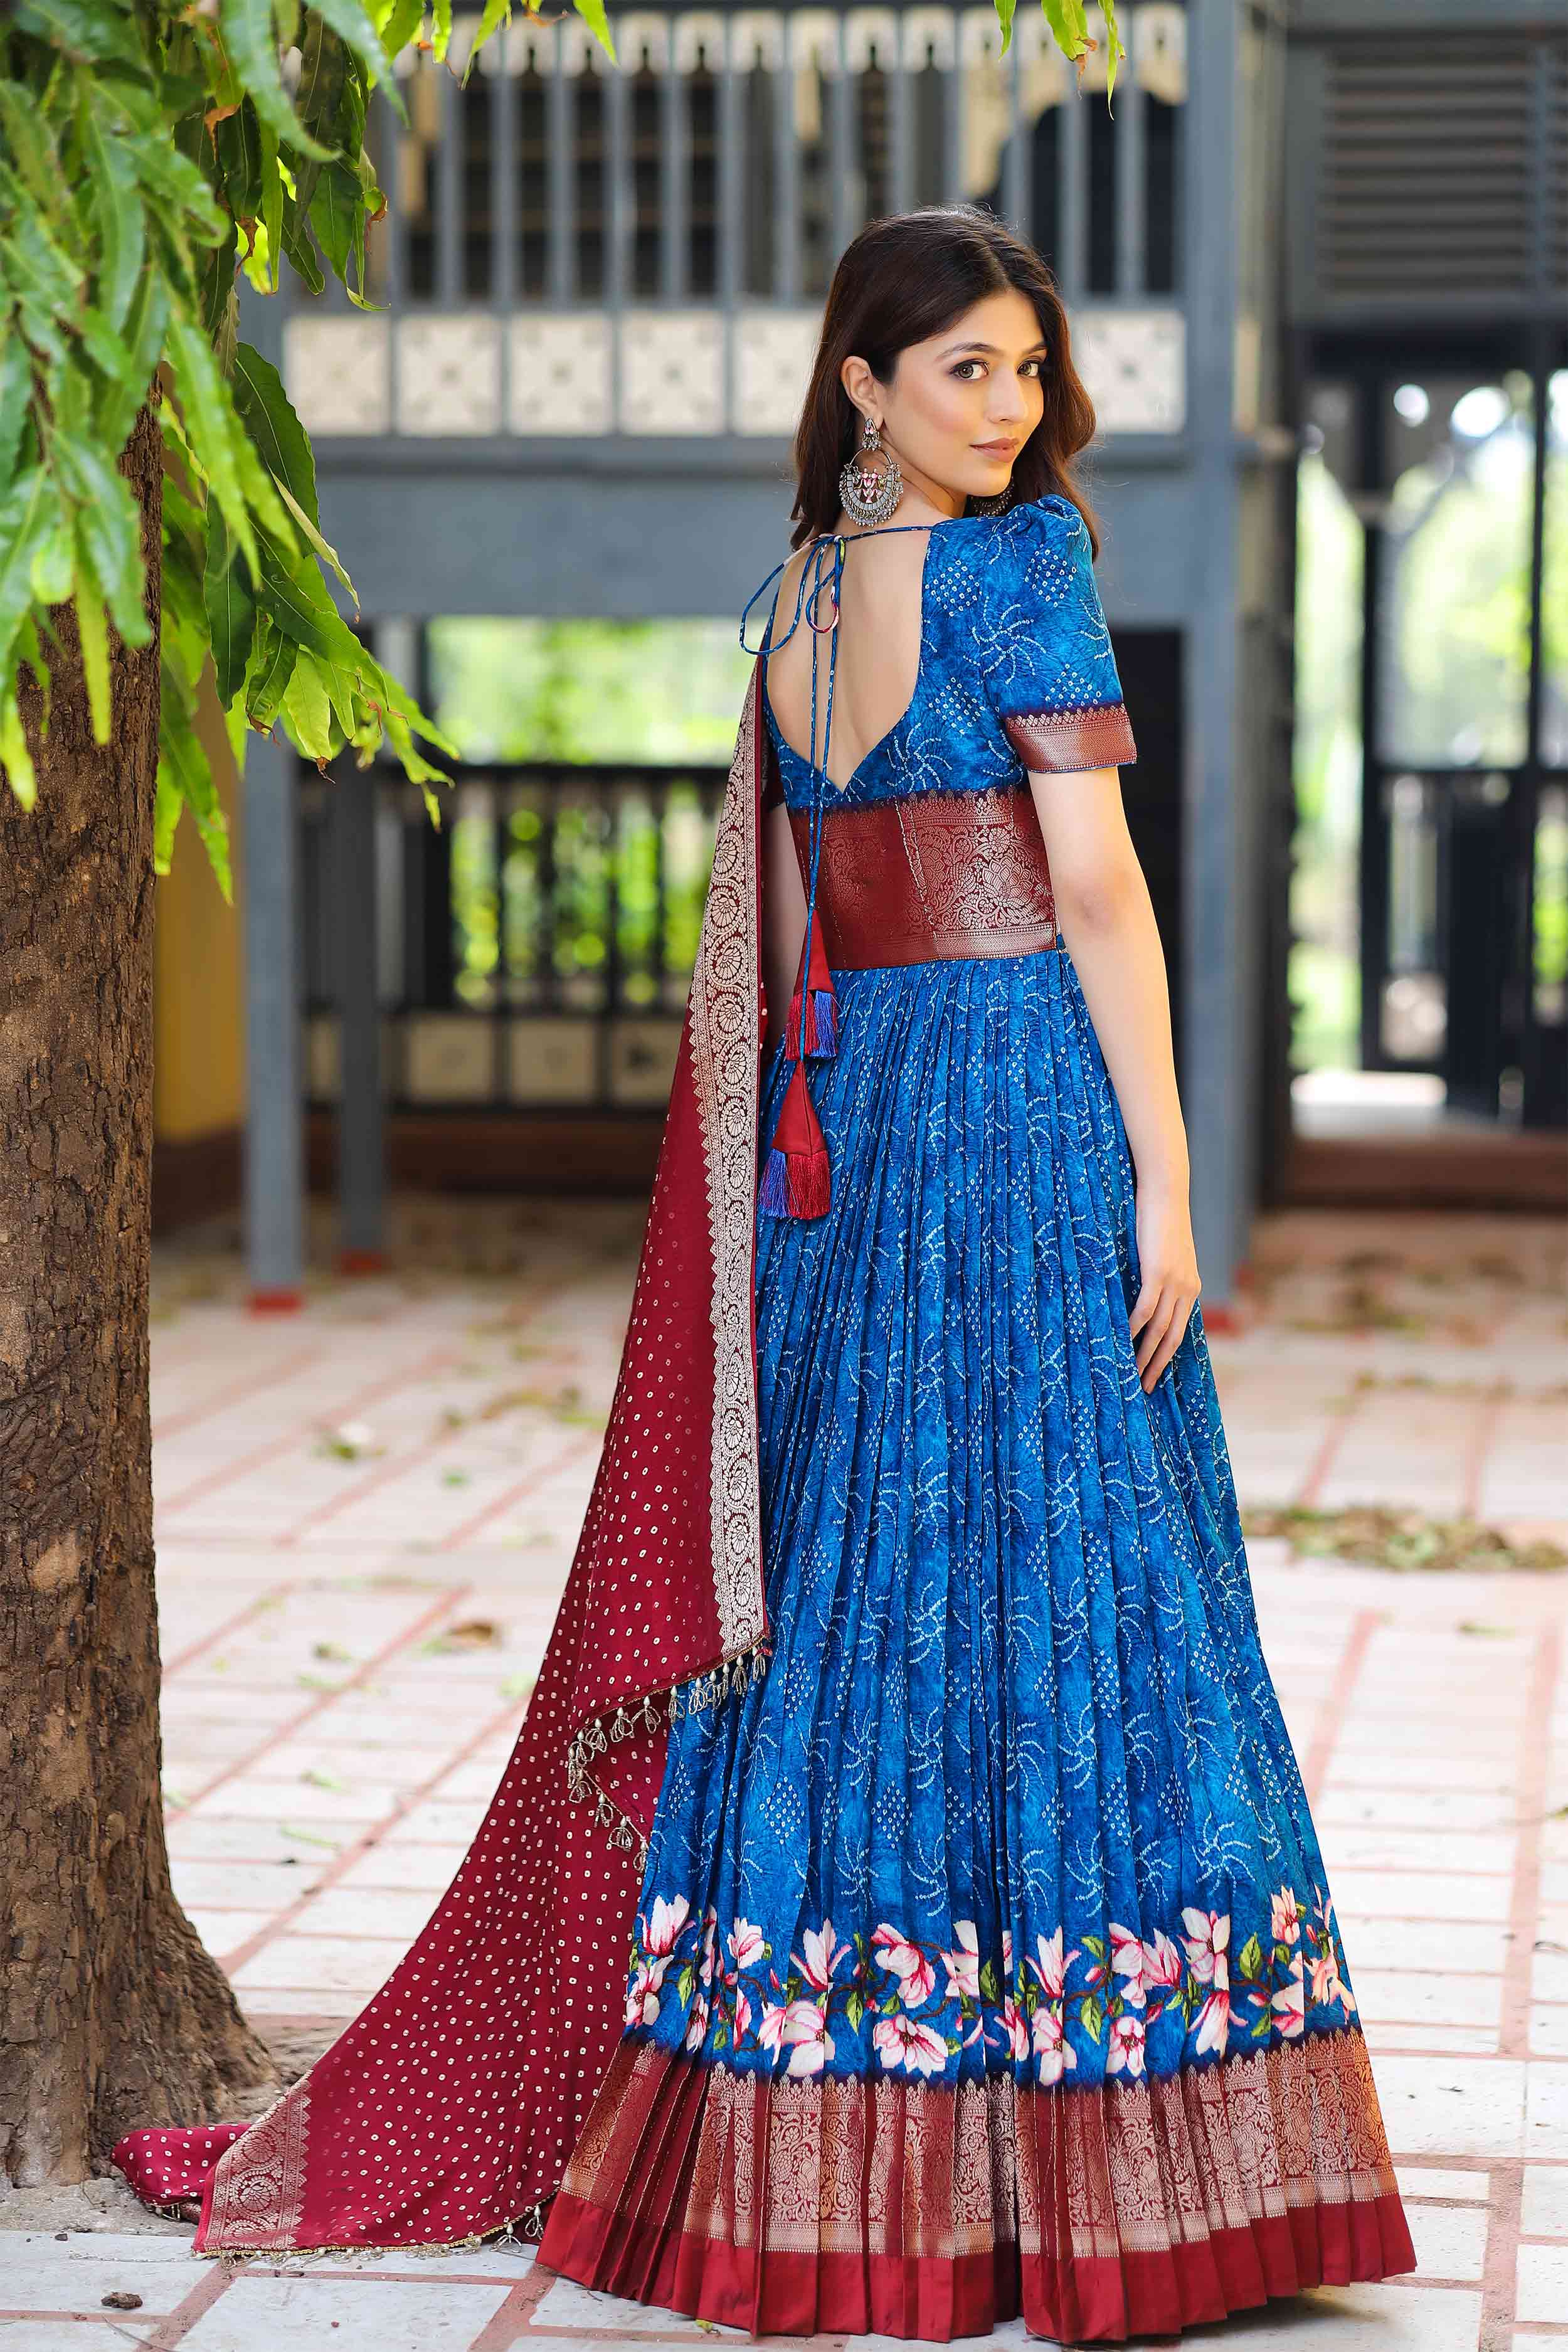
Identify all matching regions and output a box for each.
[111,664,779,2255]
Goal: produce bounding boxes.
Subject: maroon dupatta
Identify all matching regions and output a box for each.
[114,659,778,2254]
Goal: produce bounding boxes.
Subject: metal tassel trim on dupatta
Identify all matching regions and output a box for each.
[564,1640,774,1863]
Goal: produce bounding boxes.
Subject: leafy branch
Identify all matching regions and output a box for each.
[0,1,1109,896]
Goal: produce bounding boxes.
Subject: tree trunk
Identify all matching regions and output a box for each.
[0,400,278,2187]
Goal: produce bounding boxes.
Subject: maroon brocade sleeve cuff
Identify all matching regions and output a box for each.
[1003,702,1137,775]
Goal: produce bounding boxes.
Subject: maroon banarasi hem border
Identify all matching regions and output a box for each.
[1004,701,1138,775]
[538,2026,1416,2346]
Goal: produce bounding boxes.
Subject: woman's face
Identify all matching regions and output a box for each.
[844,287,1049,512]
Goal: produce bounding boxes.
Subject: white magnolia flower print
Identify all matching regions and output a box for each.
[729,1917,765,1970]
[872,1924,937,2008]
[1031,2000,1076,2085]
[1142,1927,1183,1990]
[683,1989,711,2051]
[1108,2010,1147,2078]
[872,2013,948,2078]
[645,1894,691,1957]
[1181,1908,1231,1989]
[941,1920,982,2002]
[781,1997,834,2077]
[1029,1928,1076,2002]
[1310,1946,1354,2015]
[627,1892,1355,2077]
[625,1961,662,2029]
[793,1919,847,1992]
[1109,1921,1148,2008]
[1271,1959,1306,2039]
[1271,1887,1301,1945]
[755,2000,788,2058]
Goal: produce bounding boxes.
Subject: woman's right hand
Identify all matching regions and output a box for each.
[1129,1185,1200,1393]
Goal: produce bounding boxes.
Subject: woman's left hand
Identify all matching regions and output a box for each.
[1129,1187,1201,1393]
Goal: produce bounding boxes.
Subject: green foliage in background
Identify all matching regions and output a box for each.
[0,0,1115,895]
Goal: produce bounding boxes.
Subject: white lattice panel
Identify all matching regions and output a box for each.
[507,1019,600,1104]
[509,312,614,435]
[607,1018,683,1105]
[283,315,391,438]
[1072,309,1185,435]
[619,309,725,435]
[733,309,819,437]
[396,314,502,437]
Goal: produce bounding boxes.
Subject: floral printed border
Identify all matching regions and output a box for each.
[625,1888,1357,2085]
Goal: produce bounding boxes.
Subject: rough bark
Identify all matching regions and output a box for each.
[1,400,278,2186]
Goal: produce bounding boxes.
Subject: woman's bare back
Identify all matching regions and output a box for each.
[763,523,938,793]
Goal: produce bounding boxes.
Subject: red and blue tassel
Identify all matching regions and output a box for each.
[785,919,838,1061]
[759,1056,831,1220]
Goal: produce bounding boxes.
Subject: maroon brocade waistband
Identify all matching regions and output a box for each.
[785,783,1059,970]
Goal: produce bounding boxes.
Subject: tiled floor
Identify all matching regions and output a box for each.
[3,1201,1565,2349]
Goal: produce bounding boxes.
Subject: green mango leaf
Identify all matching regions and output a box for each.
[14,612,51,723]
[380,0,425,63]
[308,159,365,286]
[430,0,453,60]
[232,343,320,527]
[1100,1,1123,103]
[53,433,151,643]
[246,617,298,730]
[164,312,262,587]
[14,0,149,72]
[282,649,337,760]
[1040,0,1090,63]
[4,182,84,312]
[204,504,258,706]
[29,519,74,607]
[290,14,350,223]
[571,0,615,63]
[0,81,62,213]
[215,95,266,221]
[73,577,111,743]
[157,691,235,895]
[278,189,327,297]
[74,303,135,386]
[310,0,408,118]
[83,112,146,332]
[94,266,171,449]
[277,479,354,600]
[0,690,38,810]
[219,0,339,162]
[464,0,511,86]
[0,341,34,484]
[993,0,1017,54]
[0,469,56,680]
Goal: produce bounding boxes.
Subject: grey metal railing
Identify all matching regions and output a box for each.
[287,3,1192,441]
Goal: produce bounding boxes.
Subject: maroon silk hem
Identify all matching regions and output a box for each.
[538,2033,1417,2344]
[112,662,781,2254]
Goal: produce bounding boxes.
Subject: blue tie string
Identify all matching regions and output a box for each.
[738,522,944,1062]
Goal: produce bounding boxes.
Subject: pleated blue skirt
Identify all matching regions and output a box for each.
[624,943,1362,2090]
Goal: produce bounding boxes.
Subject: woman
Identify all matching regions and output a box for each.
[115,209,1414,2344]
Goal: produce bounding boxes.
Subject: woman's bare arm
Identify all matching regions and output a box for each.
[1027,766,1200,1392]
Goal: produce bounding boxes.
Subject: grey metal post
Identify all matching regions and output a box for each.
[241,728,307,1308]
[332,763,386,1271]
[235,278,305,1308]
[1183,0,1246,1305]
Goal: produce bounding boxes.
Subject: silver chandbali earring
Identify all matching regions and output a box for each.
[839,413,904,527]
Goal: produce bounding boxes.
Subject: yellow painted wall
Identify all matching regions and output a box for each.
[152,677,245,1142]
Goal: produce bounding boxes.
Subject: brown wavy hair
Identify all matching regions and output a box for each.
[790,206,1100,556]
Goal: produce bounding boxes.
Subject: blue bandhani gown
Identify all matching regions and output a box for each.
[538,498,1415,2343]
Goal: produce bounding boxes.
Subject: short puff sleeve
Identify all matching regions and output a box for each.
[987,495,1137,775]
